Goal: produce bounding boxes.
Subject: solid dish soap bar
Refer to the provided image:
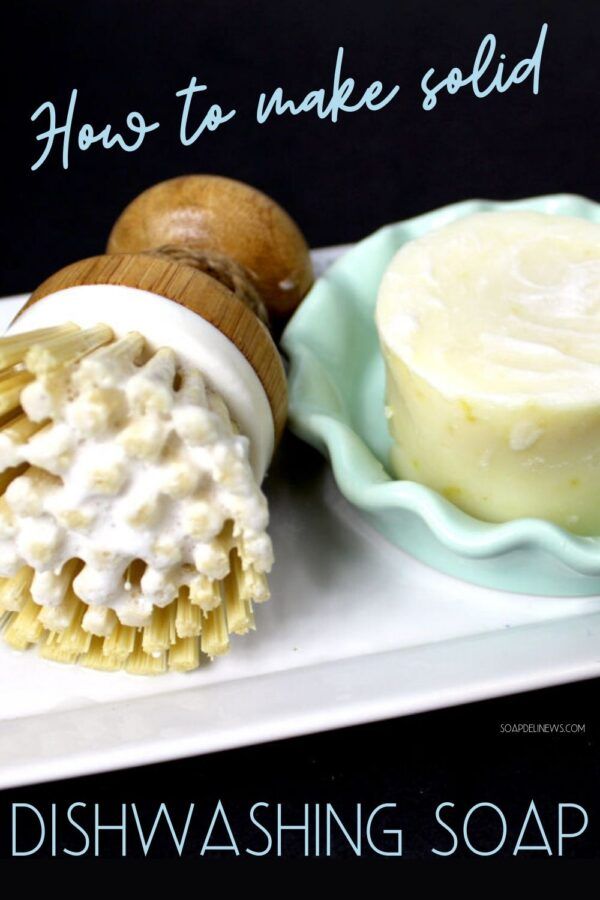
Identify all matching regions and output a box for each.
[376,210,600,534]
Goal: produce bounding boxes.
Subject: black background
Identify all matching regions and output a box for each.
[1,0,599,865]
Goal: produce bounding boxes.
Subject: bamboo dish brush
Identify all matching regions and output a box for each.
[0,175,313,674]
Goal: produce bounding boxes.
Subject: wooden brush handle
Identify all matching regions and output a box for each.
[107,175,314,320]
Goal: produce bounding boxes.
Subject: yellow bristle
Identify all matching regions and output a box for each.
[189,575,222,611]
[169,636,201,672]
[0,567,33,612]
[225,554,256,634]
[0,413,43,444]
[31,558,81,609]
[80,636,123,672]
[75,333,145,386]
[201,604,230,658]
[0,371,33,418]
[81,605,117,637]
[39,631,78,666]
[3,597,44,649]
[126,633,167,676]
[25,324,114,375]
[175,589,203,638]
[55,603,92,656]
[142,603,177,654]
[0,324,80,369]
[237,563,271,604]
[38,587,80,632]
[0,464,27,495]
[103,622,137,662]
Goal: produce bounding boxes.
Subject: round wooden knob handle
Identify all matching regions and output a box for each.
[107,175,314,320]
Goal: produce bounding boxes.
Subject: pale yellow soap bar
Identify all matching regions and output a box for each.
[375,210,600,534]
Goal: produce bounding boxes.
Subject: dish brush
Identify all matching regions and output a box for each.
[0,175,313,674]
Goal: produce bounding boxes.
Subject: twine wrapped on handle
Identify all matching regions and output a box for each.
[147,245,269,328]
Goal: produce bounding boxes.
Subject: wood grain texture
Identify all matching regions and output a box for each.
[20,253,288,442]
[106,175,314,319]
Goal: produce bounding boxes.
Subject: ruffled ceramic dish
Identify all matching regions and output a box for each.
[282,195,600,597]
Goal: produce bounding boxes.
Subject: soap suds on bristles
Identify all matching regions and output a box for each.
[0,325,272,672]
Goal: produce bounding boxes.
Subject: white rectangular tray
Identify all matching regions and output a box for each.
[1,249,599,790]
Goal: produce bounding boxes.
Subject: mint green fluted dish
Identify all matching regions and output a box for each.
[282,195,600,597]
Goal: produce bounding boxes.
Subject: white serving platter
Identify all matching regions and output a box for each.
[1,249,599,790]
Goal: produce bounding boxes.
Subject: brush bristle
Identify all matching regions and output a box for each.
[0,323,271,674]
